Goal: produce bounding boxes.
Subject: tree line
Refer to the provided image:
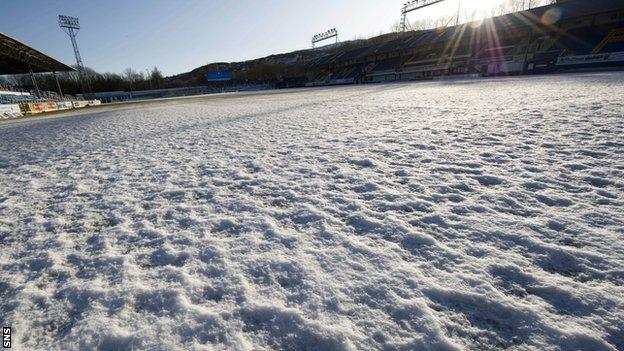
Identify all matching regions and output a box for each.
[0,62,307,96]
[0,66,167,96]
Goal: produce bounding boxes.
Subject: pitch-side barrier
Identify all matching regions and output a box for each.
[19,102,46,115]
[0,104,23,119]
[6,99,102,119]
[72,101,89,108]
[556,51,624,67]
[56,101,73,110]
[43,102,58,112]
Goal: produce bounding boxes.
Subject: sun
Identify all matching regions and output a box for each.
[411,0,508,24]
[469,0,503,11]
[461,0,505,19]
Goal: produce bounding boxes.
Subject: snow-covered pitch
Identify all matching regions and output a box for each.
[1,73,623,351]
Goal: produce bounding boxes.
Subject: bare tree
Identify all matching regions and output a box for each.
[124,68,140,94]
[150,67,164,89]
[491,0,552,16]
[391,20,404,33]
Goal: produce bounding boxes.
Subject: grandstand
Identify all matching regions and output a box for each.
[307,0,624,86]
[0,32,99,119]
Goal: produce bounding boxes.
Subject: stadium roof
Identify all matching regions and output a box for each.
[0,32,75,75]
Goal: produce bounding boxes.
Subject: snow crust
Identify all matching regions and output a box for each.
[1,73,623,350]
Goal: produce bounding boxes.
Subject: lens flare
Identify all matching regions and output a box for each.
[541,7,562,25]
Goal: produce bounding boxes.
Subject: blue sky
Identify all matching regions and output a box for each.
[1,0,528,76]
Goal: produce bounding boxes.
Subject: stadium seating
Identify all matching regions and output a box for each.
[307,1,624,85]
[599,41,624,53]
[345,64,365,79]
[593,27,624,53]
[552,28,607,55]
[370,58,401,73]
[0,91,33,104]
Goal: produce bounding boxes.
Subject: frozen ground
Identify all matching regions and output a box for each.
[1,73,623,351]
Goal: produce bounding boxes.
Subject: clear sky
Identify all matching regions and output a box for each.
[0,0,545,76]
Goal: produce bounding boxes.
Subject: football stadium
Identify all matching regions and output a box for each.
[1,1,624,350]
[2,0,624,117]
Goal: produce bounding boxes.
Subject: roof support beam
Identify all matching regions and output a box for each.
[53,71,63,97]
[28,64,41,98]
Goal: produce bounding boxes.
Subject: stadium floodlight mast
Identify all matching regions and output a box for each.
[58,15,93,98]
[312,28,339,49]
[400,0,447,32]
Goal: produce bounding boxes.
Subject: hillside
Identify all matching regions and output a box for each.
[164,34,395,86]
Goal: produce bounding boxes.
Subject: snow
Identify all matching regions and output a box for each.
[1,72,623,350]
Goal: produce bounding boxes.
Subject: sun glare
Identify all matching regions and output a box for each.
[462,0,506,19]
[415,0,517,24]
